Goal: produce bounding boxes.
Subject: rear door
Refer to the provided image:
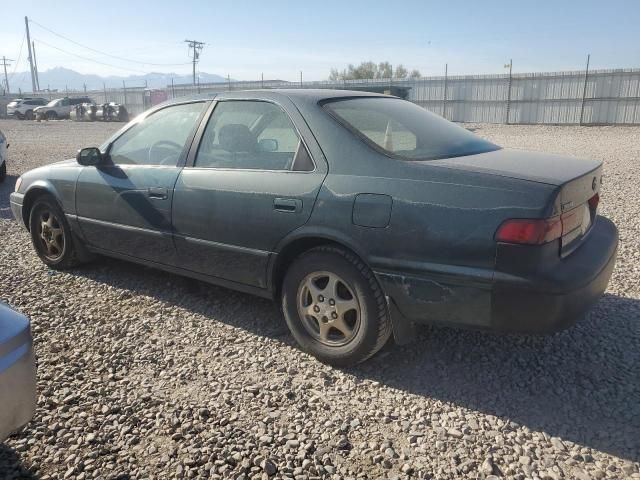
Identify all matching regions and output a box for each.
[172,97,327,288]
[75,101,208,264]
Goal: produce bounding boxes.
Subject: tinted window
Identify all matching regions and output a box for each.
[109,102,205,166]
[195,100,311,171]
[323,97,499,161]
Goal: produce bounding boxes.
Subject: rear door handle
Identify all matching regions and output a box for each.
[274,197,302,213]
[147,187,169,200]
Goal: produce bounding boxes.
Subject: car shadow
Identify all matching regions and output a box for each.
[67,257,639,463]
[0,443,39,479]
[0,174,18,220]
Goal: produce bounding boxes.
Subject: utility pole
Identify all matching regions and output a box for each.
[184,39,204,86]
[579,54,591,126]
[32,41,40,91]
[1,57,13,94]
[505,59,513,124]
[442,63,448,118]
[25,16,37,93]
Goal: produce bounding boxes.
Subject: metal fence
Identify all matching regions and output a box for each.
[169,68,640,125]
[3,67,640,124]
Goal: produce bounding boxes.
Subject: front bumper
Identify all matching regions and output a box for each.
[0,306,37,442]
[377,216,618,334]
[10,192,25,229]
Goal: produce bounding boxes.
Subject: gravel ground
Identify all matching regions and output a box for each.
[0,119,638,480]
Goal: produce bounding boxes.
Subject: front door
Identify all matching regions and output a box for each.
[172,99,327,288]
[75,101,207,264]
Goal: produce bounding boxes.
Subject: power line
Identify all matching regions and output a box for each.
[34,38,150,74]
[9,32,26,79]
[29,18,191,67]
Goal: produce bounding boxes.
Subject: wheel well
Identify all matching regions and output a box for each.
[271,237,363,298]
[22,188,52,230]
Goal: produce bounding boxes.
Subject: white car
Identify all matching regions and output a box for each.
[0,303,37,441]
[33,96,94,120]
[6,97,48,120]
[0,129,7,182]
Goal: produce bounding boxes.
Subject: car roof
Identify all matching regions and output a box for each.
[164,88,389,106]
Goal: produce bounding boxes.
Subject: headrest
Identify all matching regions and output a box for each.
[218,124,257,153]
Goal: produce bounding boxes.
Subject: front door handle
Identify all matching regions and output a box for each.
[148,187,169,200]
[274,197,302,213]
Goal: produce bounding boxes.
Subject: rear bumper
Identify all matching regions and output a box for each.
[377,216,618,334]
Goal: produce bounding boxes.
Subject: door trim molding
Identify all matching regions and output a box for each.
[75,215,170,238]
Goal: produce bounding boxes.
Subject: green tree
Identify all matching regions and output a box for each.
[394,64,408,79]
[329,61,421,81]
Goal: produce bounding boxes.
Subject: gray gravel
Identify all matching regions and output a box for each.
[0,119,639,480]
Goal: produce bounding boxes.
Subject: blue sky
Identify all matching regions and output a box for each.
[2,0,639,81]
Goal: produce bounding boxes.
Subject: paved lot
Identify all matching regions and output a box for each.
[0,119,638,479]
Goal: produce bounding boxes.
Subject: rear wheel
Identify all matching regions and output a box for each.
[29,195,83,269]
[282,246,392,366]
[46,111,58,120]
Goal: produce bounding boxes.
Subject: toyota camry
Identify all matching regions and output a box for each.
[10,90,618,366]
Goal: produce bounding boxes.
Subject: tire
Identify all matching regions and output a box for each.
[29,194,84,269]
[0,161,6,183]
[24,110,34,120]
[46,111,58,120]
[282,246,392,366]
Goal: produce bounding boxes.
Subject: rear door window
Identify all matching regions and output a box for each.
[194,100,313,171]
[323,97,499,161]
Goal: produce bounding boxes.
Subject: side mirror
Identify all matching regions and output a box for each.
[76,147,103,166]
[258,138,278,152]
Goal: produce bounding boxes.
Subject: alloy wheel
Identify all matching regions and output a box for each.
[297,271,361,346]
[37,210,65,261]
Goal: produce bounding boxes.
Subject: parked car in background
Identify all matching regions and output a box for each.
[0,129,7,182]
[0,303,37,442]
[70,102,129,123]
[10,90,618,366]
[33,96,94,120]
[6,97,48,120]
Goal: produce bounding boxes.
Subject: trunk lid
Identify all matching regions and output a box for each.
[431,148,601,186]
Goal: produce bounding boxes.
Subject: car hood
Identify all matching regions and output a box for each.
[50,159,77,167]
[430,148,601,186]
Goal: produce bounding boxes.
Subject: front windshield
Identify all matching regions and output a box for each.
[46,99,59,107]
[323,97,499,161]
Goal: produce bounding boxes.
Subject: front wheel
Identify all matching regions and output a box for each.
[29,195,83,269]
[282,246,392,366]
[24,110,34,120]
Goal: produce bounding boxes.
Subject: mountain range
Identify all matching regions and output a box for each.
[5,67,228,93]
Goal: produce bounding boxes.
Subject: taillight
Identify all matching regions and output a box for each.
[495,217,562,245]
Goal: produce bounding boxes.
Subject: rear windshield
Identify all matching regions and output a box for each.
[323,97,499,161]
